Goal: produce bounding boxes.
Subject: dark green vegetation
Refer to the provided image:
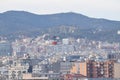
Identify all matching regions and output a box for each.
[0,11,120,42]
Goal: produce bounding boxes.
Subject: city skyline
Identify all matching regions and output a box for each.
[0,0,120,21]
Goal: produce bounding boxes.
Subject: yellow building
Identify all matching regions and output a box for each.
[70,62,87,76]
[22,73,48,80]
[114,63,120,78]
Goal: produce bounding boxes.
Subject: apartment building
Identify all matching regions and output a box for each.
[70,60,120,78]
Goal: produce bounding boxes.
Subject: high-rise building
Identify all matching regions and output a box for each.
[70,60,115,78]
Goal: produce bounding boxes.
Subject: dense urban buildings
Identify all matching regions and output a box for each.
[0,34,120,80]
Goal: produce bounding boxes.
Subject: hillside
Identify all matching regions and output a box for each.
[0,11,120,42]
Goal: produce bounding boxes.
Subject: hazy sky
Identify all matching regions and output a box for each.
[0,0,120,20]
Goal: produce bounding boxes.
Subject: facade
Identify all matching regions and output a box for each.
[8,61,29,80]
[62,38,69,45]
[22,73,48,80]
[107,53,120,60]
[23,73,61,80]
[114,63,120,78]
[60,61,73,74]
[70,62,87,77]
[86,60,114,78]
[62,74,87,80]
[0,67,8,76]
[70,60,115,78]
[0,42,13,56]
